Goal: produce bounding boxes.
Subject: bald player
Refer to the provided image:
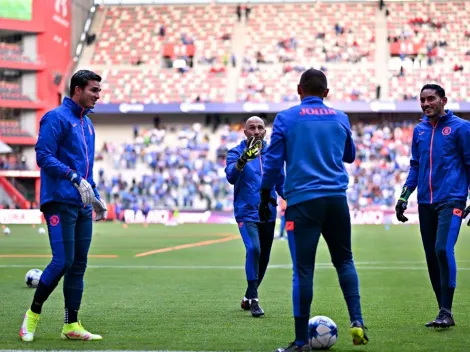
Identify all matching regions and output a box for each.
[225,116,285,317]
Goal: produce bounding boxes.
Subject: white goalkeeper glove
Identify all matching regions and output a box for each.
[70,172,95,205]
[92,187,107,221]
[92,197,108,221]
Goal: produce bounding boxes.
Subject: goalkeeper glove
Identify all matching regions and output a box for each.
[395,186,412,223]
[236,136,262,171]
[259,188,277,222]
[92,188,108,221]
[463,205,470,226]
[70,172,95,205]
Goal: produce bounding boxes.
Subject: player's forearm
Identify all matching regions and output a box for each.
[403,169,418,195]
[343,136,356,163]
[225,163,242,184]
[36,152,71,179]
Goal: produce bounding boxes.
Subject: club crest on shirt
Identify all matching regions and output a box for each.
[442,126,451,136]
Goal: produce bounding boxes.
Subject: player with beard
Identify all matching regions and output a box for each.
[225,116,285,317]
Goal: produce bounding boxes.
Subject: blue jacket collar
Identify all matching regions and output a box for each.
[62,97,92,117]
[301,96,324,104]
[421,110,453,123]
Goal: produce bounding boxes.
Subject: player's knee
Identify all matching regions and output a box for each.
[435,245,447,259]
[331,255,353,270]
[48,254,74,276]
[246,244,261,258]
[70,258,87,274]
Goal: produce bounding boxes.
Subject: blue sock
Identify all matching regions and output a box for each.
[295,316,309,347]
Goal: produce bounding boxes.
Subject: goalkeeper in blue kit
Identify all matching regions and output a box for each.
[19,70,108,342]
[396,84,470,328]
[259,69,368,352]
[225,116,285,318]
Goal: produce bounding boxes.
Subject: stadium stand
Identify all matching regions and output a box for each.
[0,81,31,101]
[87,2,470,104]
[386,1,470,101]
[1,1,468,212]
[93,119,417,213]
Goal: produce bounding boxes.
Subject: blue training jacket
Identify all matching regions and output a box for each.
[404,110,470,204]
[35,97,97,207]
[225,139,285,222]
[260,96,356,206]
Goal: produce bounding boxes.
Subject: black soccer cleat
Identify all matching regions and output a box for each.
[241,298,251,311]
[425,311,439,328]
[274,341,311,352]
[250,299,264,317]
[433,309,455,328]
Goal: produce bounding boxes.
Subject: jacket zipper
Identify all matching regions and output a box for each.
[80,108,90,180]
[427,118,440,204]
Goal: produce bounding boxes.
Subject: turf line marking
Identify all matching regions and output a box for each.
[0,254,118,258]
[1,350,224,352]
[135,234,238,257]
[4,263,470,271]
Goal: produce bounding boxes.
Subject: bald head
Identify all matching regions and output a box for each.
[244,115,266,142]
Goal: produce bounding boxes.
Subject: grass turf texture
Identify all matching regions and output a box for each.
[1,223,470,351]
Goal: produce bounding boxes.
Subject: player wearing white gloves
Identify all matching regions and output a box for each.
[20,70,105,342]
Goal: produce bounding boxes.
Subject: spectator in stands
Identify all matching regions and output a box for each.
[245,6,251,21]
[236,4,241,22]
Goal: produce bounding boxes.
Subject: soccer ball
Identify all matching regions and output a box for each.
[25,269,42,288]
[3,227,10,235]
[308,315,338,350]
[38,227,46,235]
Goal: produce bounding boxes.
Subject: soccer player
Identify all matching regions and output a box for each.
[395,84,470,328]
[258,69,368,351]
[19,70,108,342]
[225,116,285,317]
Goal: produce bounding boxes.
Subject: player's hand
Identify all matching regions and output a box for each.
[463,205,470,226]
[237,136,262,170]
[70,172,95,205]
[92,197,108,221]
[259,188,277,222]
[395,199,408,223]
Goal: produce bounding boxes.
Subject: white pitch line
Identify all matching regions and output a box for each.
[1,350,227,352]
[2,263,470,271]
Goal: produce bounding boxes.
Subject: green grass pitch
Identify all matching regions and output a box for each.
[1,223,470,351]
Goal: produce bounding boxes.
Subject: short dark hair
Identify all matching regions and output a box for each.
[299,68,328,96]
[421,84,445,98]
[70,70,101,97]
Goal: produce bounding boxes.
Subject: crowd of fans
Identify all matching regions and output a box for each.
[0,153,28,170]
[93,120,416,213]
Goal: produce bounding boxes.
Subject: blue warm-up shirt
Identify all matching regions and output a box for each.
[260,96,356,206]
[404,110,470,204]
[35,97,97,208]
[225,140,285,222]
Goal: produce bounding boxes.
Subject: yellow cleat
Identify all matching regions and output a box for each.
[61,321,102,341]
[19,309,40,342]
[350,320,369,345]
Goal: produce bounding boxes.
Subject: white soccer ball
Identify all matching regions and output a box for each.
[3,227,10,235]
[25,269,42,288]
[308,315,338,350]
[38,227,46,235]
